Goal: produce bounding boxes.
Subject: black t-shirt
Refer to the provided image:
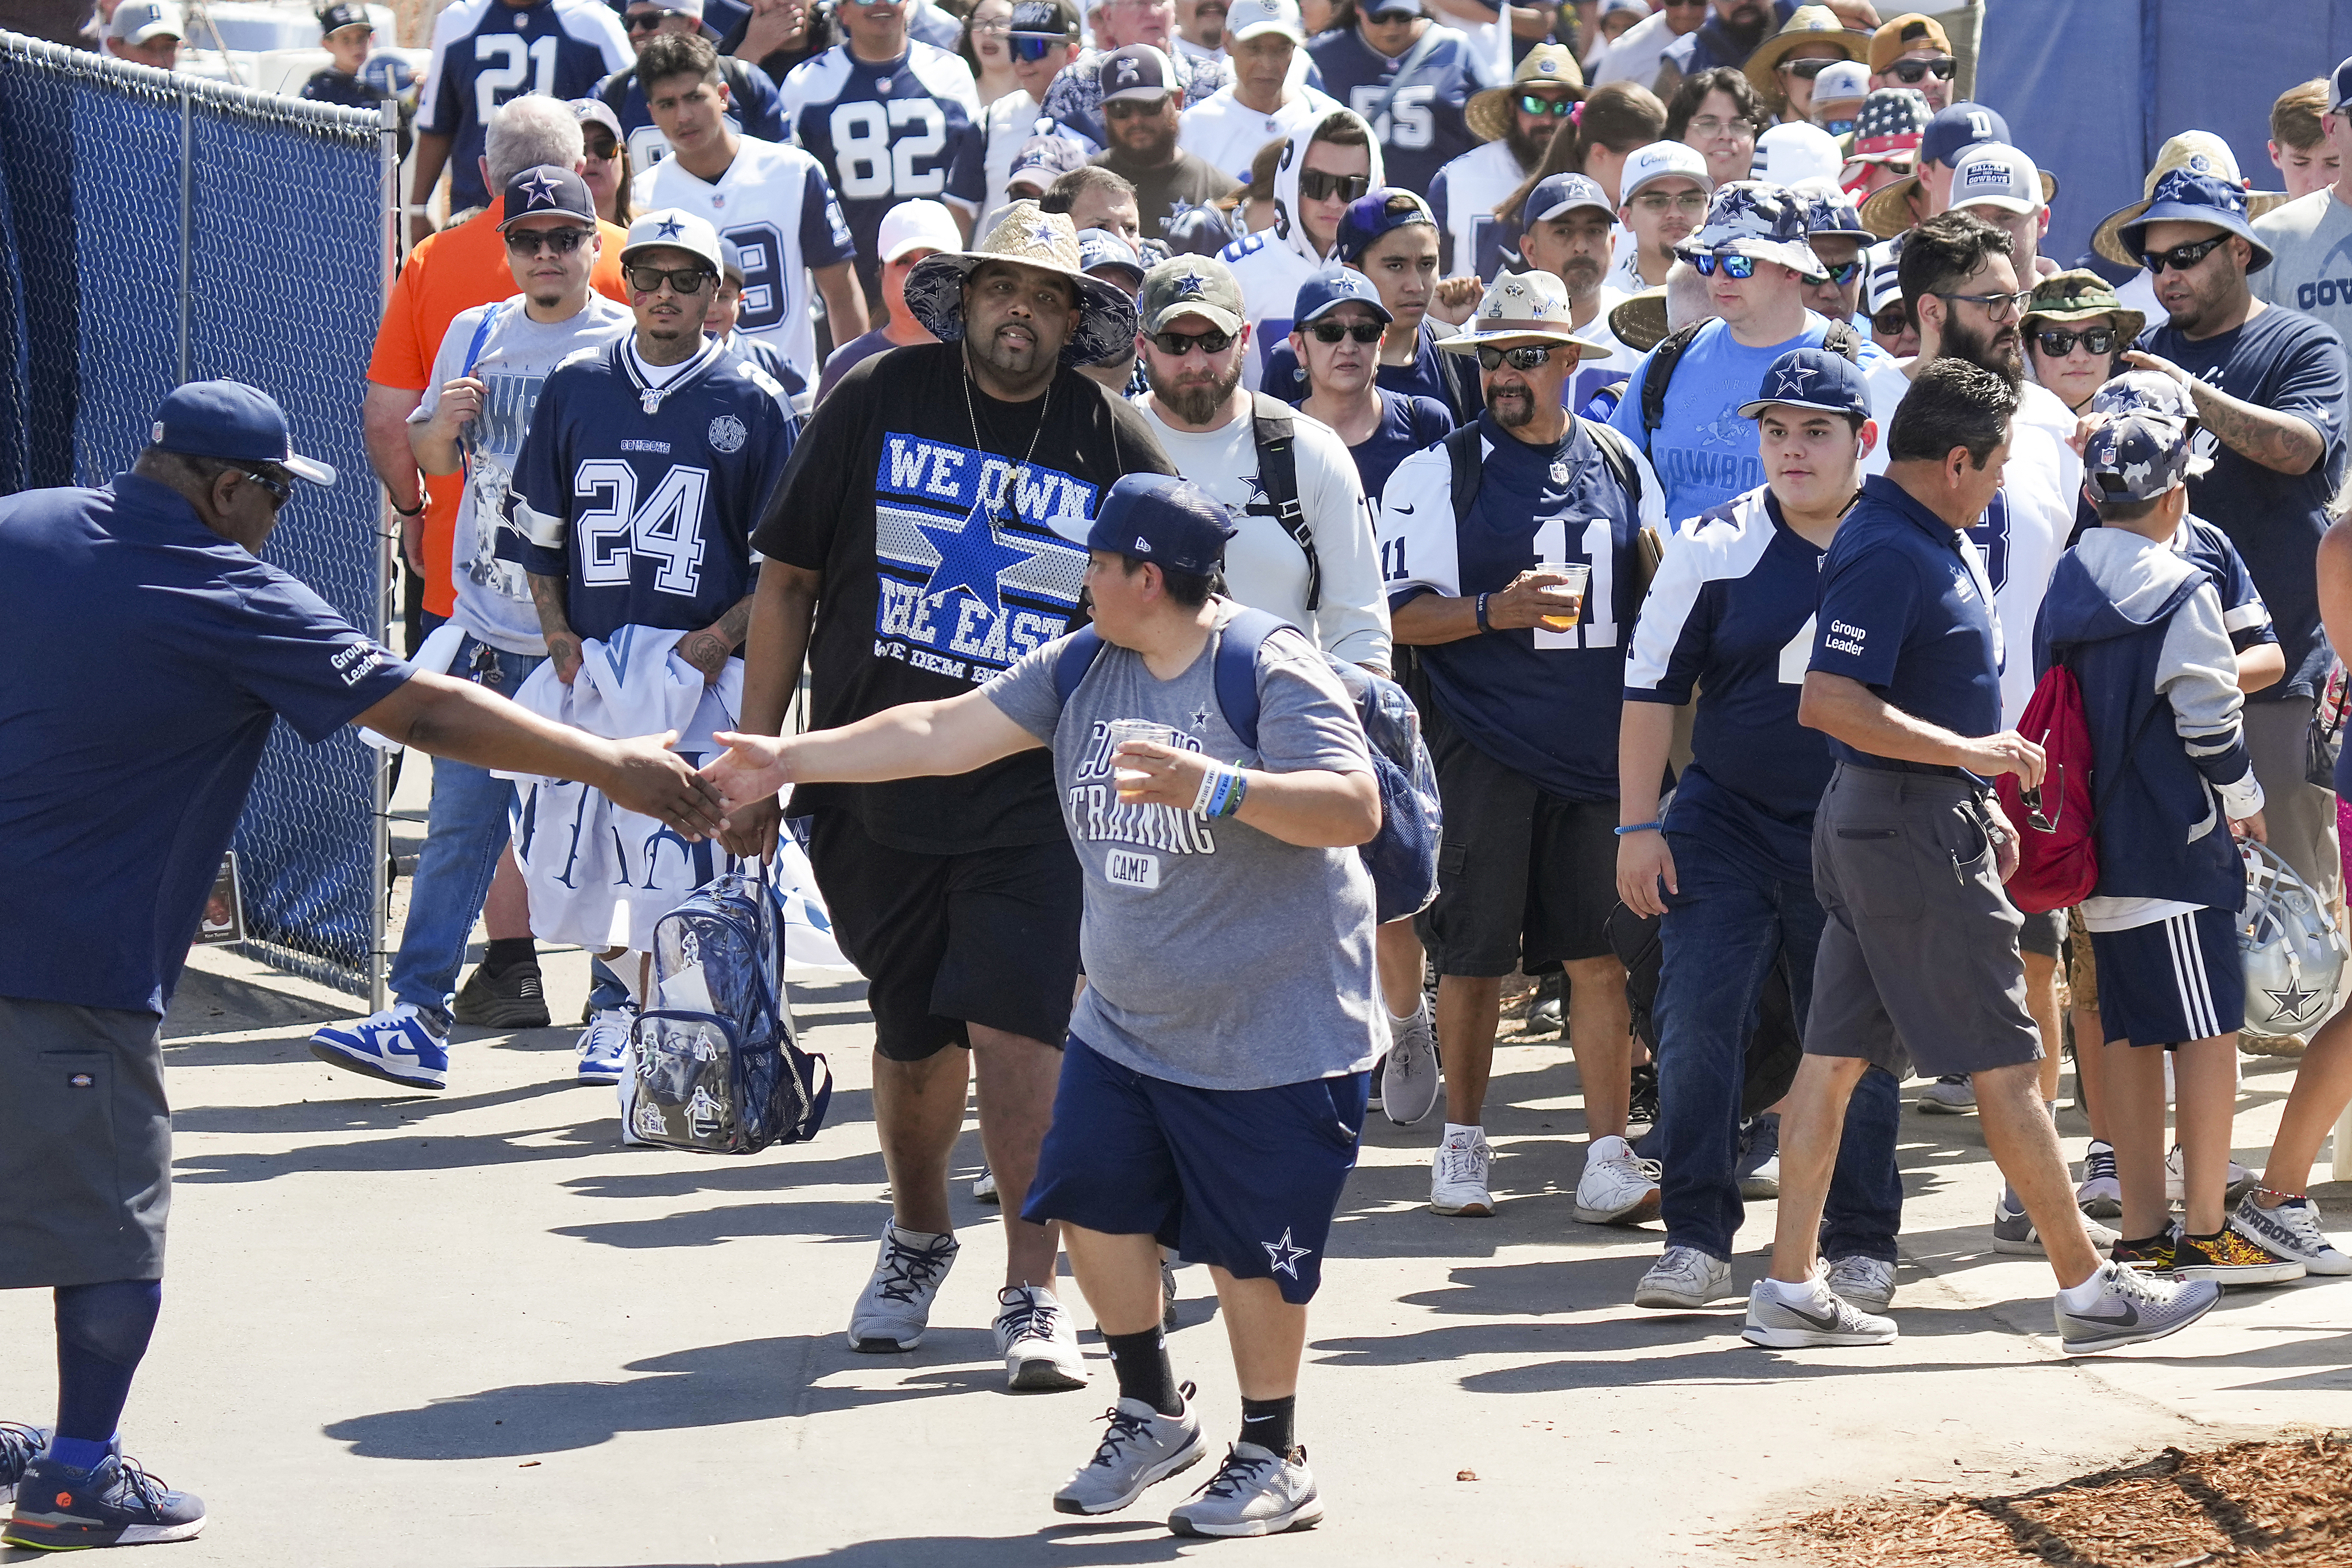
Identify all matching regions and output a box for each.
[1092,148,1241,245]
[752,340,1175,853]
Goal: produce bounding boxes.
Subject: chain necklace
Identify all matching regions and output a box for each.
[962,359,1053,527]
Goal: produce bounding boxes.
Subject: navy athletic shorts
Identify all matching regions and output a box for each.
[1020,1036,1368,1304]
[2088,905,2245,1049]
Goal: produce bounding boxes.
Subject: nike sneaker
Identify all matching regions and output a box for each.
[2055,1263,2218,1354]
[310,1003,448,1090]
[1742,1279,1896,1348]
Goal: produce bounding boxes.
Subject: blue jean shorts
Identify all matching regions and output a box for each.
[1020,1036,1368,1304]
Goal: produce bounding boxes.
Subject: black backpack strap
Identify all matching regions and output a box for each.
[1247,392,1316,611]
[1587,418,1642,511]
[1638,322,1707,450]
[1821,318,1862,363]
[1444,423,1482,526]
[599,68,631,115]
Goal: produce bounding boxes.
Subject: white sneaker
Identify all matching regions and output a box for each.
[1634,1245,1732,1309]
[2231,1193,2352,1275]
[1573,1134,1661,1225]
[1742,1278,1896,1348]
[2076,1140,2122,1218]
[574,1006,635,1085]
[972,1168,999,1204]
[1380,999,1442,1126]
[310,1004,450,1090]
[1430,1128,1493,1217]
[2165,1144,2257,1207]
[1916,1074,1975,1114]
[1053,1387,1204,1516]
[1824,1255,1895,1314]
[1167,1443,1324,1538]
[994,1284,1088,1392]
[846,1224,958,1352]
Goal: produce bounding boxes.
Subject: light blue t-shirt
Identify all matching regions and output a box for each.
[1607,311,1848,522]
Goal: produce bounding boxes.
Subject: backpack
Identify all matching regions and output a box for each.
[1053,606,1442,923]
[1441,419,1668,602]
[620,858,833,1154]
[1245,393,1318,610]
[1635,318,1863,450]
[1993,658,2099,914]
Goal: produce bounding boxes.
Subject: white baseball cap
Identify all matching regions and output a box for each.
[1226,0,1305,43]
[620,208,725,272]
[879,199,965,264]
[1812,59,1868,104]
[1750,122,1844,188]
[1618,141,1714,205]
[109,0,182,43]
[1949,142,2043,215]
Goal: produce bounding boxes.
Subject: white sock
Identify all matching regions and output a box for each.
[1388,1001,1419,1022]
[1761,1274,1824,1305]
[888,1221,954,1246]
[2055,1265,2113,1311]
[1442,1122,1483,1144]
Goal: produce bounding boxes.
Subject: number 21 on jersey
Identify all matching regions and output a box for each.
[1531,518,1616,651]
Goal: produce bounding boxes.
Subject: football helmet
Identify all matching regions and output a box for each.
[2238,839,2347,1039]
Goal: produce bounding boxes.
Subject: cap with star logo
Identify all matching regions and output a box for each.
[2084,411,2193,505]
[1735,344,1871,422]
[497,164,598,230]
[620,207,725,272]
[1139,253,1246,335]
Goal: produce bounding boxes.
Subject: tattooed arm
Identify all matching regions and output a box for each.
[2125,349,2326,477]
[528,571,583,685]
[679,593,756,683]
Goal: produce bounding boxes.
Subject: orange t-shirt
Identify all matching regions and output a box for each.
[366,209,632,618]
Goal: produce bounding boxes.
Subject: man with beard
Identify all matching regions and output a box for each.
[1859,211,2088,1152]
[1377,270,1667,1220]
[1089,45,1243,243]
[1178,0,1340,186]
[1607,140,1713,294]
[1038,0,1233,151]
[1429,44,1585,284]
[1653,0,1780,100]
[723,204,1175,1389]
[1516,172,1643,411]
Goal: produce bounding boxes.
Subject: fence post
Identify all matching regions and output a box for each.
[370,100,400,1015]
[176,78,192,385]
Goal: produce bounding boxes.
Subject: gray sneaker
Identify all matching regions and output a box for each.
[1824,1255,1895,1314]
[1167,1442,1324,1538]
[2055,1262,2219,1355]
[2230,1193,2352,1275]
[1916,1074,1975,1114]
[1741,1279,1896,1348]
[1052,1384,1205,1516]
[1993,1191,2121,1256]
[0,1424,51,1507]
[1634,1245,1732,1309]
[1380,998,1441,1126]
[1736,1112,1781,1198]
[846,1224,959,1352]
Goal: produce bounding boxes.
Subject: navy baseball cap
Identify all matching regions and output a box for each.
[2332,54,2352,113]
[500,164,598,229]
[1736,346,1870,421]
[1293,266,1392,326]
[1920,101,2007,168]
[1008,135,1088,190]
[2118,168,2274,274]
[1525,172,1614,225]
[1085,474,1236,574]
[150,380,336,485]
[1334,189,1434,265]
[2086,411,2192,503]
[1077,227,1146,287]
[318,2,369,32]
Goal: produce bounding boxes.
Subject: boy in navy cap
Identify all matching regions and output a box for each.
[1258,189,1477,421]
[703,472,1383,1538]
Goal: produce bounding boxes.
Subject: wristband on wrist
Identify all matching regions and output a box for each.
[1475,591,1492,633]
[1213,768,1250,817]
[388,493,424,517]
[1613,822,1663,837]
[1192,764,1221,815]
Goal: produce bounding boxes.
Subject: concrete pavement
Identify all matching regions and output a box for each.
[5,931,2350,1567]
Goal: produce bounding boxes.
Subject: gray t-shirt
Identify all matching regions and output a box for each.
[984,605,1381,1091]
[2252,188,2352,345]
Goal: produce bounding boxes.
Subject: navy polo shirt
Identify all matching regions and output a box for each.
[1808,473,2001,769]
[0,475,415,1015]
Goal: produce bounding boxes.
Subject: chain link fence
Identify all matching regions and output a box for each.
[0,30,397,1001]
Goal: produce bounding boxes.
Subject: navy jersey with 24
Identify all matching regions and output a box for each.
[506,340,798,642]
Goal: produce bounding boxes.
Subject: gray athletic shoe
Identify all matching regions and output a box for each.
[2055,1262,2219,1354]
[1051,1384,1205,1516]
[1824,1255,1895,1315]
[0,1424,50,1508]
[1167,1443,1324,1538]
[846,1223,958,1352]
[1380,998,1442,1126]
[1916,1074,1975,1113]
[1634,1245,1733,1309]
[1741,1279,1896,1348]
[1993,1191,2121,1256]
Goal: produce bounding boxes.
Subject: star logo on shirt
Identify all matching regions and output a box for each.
[1771,362,1818,399]
[913,497,1041,618]
[519,168,563,208]
[655,214,686,239]
[1190,706,1210,730]
[1262,1228,1313,1279]
[2265,977,2323,1024]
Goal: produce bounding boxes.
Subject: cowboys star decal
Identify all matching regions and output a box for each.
[1029,221,1061,249]
[1771,362,1819,399]
[2265,976,2323,1024]
[1263,1228,1312,1279]
[1169,264,1208,298]
[518,169,563,208]
[654,215,686,239]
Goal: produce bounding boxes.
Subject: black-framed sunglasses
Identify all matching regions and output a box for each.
[1007,30,1064,57]
[1149,326,1233,356]
[232,463,292,508]
[1308,319,1383,344]
[1518,93,1575,117]
[2018,781,2060,834]
[1871,306,1910,336]
[1691,252,1757,278]
[1476,344,1553,370]
[625,6,686,29]
[1104,96,1170,119]
[504,226,595,254]
[626,263,715,294]
[2141,234,2230,275]
[2035,326,2117,357]
[1887,56,1956,83]
[1296,169,1372,202]
[582,133,620,160]
[1820,258,1864,285]
[1781,56,1841,79]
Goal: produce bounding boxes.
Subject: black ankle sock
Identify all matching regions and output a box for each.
[1103,1329,1181,1416]
[483,938,537,974]
[2121,1232,2172,1249]
[1239,1394,1295,1455]
[2185,1228,2226,1244]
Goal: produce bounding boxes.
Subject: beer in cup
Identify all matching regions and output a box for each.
[1533,562,1589,631]
[1106,719,1180,803]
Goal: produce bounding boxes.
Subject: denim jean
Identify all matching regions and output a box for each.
[1653,829,1904,1263]
[388,636,632,1020]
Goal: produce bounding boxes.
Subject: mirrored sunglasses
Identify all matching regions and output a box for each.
[1296,169,1372,202]
[1476,344,1553,370]
[1518,93,1575,117]
[1007,31,1063,57]
[2034,327,2117,357]
[1691,252,1757,278]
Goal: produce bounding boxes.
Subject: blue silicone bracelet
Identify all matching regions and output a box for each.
[1613,822,1664,837]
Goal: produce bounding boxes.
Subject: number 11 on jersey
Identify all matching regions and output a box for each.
[1530,518,1616,651]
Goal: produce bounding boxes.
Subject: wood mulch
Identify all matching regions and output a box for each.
[1780,1434,2352,1567]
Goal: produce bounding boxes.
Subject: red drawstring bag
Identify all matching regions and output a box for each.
[1995,660,2099,913]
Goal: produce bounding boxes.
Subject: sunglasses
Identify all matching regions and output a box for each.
[504,226,595,254]
[1308,319,1384,343]
[229,463,292,508]
[1296,169,1372,202]
[1632,189,1709,215]
[625,7,686,29]
[1104,96,1170,118]
[1780,56,1840,79]
[1518,93,1575,118]
[2140,235,2230,274]
[1887,56,1956,83]
[626,264,715,294]
[1476,344,1553,370]
[1820,116,1856,136]
[1871,306,1910,335]
[2035,326,2117,357]
[1691,252,1756,278]
[1820,258,1864,285]
[1007,32,1065,58]
[1150,326,1233,356]
[582,133,620,160]
[1933,286,2033,321]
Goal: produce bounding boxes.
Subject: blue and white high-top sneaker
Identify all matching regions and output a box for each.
[0,1424,50,1507]
[310,1003,450,1090]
